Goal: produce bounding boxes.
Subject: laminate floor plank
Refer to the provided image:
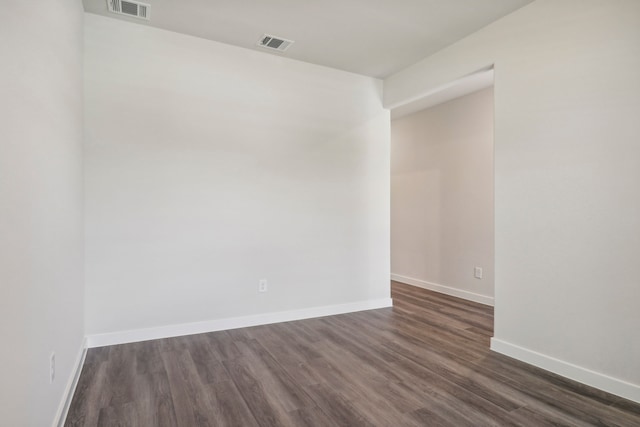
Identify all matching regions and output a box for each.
[282,319,325,344]
[385,350,525,425]
[222,356,298,427]
[161,349,222,426]
[379,331,531,412]
[509,405,595,427]
[363,304,491,347]
[96,402,138,427]
[391,282,492,317]
[360,308,491,360]
[204,380,259,427]
[307,338,424,416]
[132,341,165,376]
[471,355,640,426]
[407,406,476,427]
[130,372,179,427]
[244,324,311,367]
[312,319,408,383]
[286,405,338,427]
[273,322,324,359]
[233,339,316,412]
[65,361,112,427]
[392,298,476,332]
[302,383,373,427]
[207,330,243,362]
[184,333,230,385]
[66,281,640,426]
[83,346,110,365]
[612,397,640,417]
[105,345,139,407]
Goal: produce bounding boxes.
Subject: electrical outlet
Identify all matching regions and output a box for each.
[258,279,268,293]
[50,352,55,384]
[474,267,483,279]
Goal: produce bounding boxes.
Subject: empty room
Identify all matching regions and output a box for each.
[1,0,639,426]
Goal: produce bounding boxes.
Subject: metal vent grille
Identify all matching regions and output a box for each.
[107,0,150,20]
[257,34,294,52]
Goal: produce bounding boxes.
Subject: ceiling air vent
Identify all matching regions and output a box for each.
[257,34,294,52]
[107,0,150,20]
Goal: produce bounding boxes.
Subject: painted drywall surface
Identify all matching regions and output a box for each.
[385,0,640,387]
[391,88,494,299]
[0,1,85,425]
[84,14,390,335]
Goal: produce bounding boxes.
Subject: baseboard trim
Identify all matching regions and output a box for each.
[391,273,494,306]
[491,338,640,404]
[53,337,87,427]
[86,298,393,348]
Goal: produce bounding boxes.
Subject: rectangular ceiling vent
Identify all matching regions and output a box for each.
[257,34,294,52]
[107,0,150,20]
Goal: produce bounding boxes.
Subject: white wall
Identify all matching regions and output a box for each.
[0,1,85,426]
[391,88,494,304]
[84,14,390,337]
[385,0,640,402]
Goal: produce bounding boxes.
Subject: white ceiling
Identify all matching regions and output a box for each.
[83,0,533,78]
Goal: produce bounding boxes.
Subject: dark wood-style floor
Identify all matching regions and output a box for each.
[66,281,640,426]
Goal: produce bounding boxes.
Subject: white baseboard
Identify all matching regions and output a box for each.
[53,337,87,427]
[491,338,640,404]
[86,298,393,348]
[391,273,494,306]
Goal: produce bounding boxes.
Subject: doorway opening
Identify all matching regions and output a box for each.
[389,67,495,336]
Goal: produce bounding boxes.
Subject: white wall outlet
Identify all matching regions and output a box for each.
[474,267,483,279]
[50,352,55,384]
[258,279,268,292]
